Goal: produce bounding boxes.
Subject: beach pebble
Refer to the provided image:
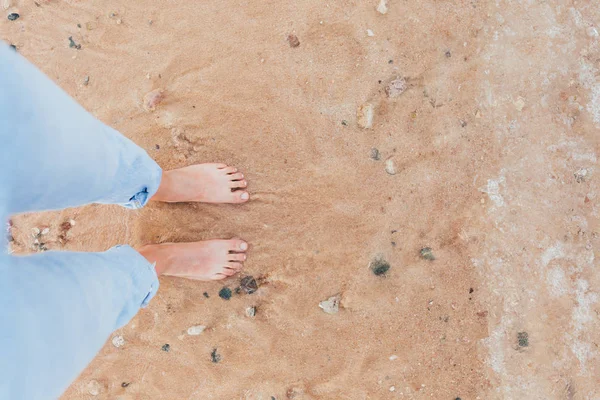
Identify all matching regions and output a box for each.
[370,148,381,161]
[587,27,599,37]
[32,227,40,236]
[246,306,256,317]
[513,97,525,111]
[574,168,588,183]
[219,287,232,300]
[389,386,396,392]
[41,227,50,235]
[112,335,125,348]
[385,158,397,175]
[161,343,170,352]
[319,294,341,314]
[420,247,435,261]
[7,12,19,21]
[385,78,407,98]
[87,380,101,396]
[187,325,206,335]
[2,0,11,10]
[389,355,398,360]
[370,259,390,276]
[376,0,388,14]
[143,89,165,111]
[240,275,259,294]
[367,29,375,37]
[357,103,374,129]
[287,34,300,48]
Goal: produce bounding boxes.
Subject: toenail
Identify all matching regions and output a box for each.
[240,242,248,251]
[241,192,249,200]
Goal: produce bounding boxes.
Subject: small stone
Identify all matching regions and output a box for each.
[85,21,97,30]
[2,0,11,10]
[370,148,381,160]
[517,331,529,348]
[389,355,398,360]
[319,294,341,314]
[574,168,588,183]
[385,78,407,98]
[246,306,256,317]
[357,103,374,129]
[83,76,90,86]
[341,120,348,126]
[32,227,40,236]
[586,27,599,37]
[389,386,395,392]
[370,258,390,276]
[143,88,164,111]
[155,144,160,150]
[211,348,221,363]
[218,287,232,300]
[385,158,397,175]
[240,275,259,294]
[121,382,130,388]
[287,34,300,48]
[203,292,210,298]
[376,0,388,14]
[445,50,452,58]
[187,325,206,335]
[7,12,19,21]
[513,97,525,111]
[87,380,101,396]
[116,18,122,24]
[460,119,467,127]
[9,44,16,51]
[161,343,170,352]
[68,36,81,50]
[112,335,125,348]
[420,247,435,261]
[41,227,50,235]
[367,29,375,37]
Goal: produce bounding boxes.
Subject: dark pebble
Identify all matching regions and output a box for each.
[420,247,435,261]
[161,343,170,352]
[234,287,242,294]
[211,348,221,363]
[121,382,130,388]
[370,148,381,161]
[203,291,210,298]
[388,59,393,64]
[469,288,474,293]
[287,34,300,48]
[370,259,390,276]
[7,13,19,21]
[218,287,232,300]
[155,144,160,150]
[68,36,81,50]
[445,50,452,58]
[455,398,462,400]
[240,275,258,294]
[517,331,529,348]
[9,44,17,51]
[341,120,348,126]
[391,241,396,247]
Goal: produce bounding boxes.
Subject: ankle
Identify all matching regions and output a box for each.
[138,244,169,276]
[150,170,173,202]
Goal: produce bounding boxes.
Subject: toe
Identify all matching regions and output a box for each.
[229,172,244,181]
[214,163,228,169]
[226,262,244,271]
[228,239,248,252]
[234,191,250,203]
[212,273,228,280]
[223,166,238,174]
[228,253,246,262]
[230,180,247,189]
[221,268,237,277]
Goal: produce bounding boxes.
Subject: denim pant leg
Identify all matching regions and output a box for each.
[0,44,162,400]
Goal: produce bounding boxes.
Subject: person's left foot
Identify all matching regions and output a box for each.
[151,163,249,204]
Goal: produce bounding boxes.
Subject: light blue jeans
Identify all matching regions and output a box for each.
[0,44,163,399]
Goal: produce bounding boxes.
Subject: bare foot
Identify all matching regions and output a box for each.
[139,239,248,281]
[151,163,249,204]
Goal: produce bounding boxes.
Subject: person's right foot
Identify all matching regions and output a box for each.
[139,239,248,280]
